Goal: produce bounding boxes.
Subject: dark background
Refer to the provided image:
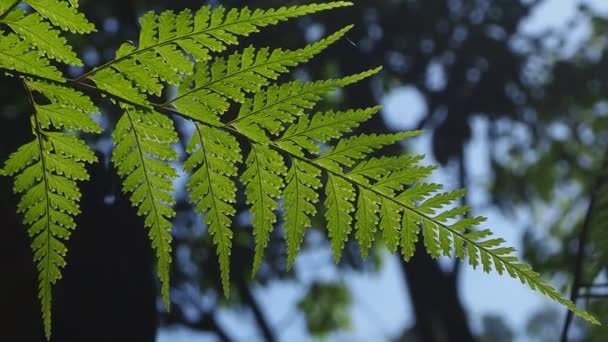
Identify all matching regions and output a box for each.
[2,0,608,341]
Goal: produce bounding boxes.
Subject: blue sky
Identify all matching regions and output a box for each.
[159,1,608,341]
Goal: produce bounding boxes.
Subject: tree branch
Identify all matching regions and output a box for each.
[561,155,608,341]
[237,279,276,342]
[163,305,232,342]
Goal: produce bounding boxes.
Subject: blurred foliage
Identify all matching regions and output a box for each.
[525,306,562,341]
[298,282,352,339]
[479,314,514,342]
[487,6,608,339]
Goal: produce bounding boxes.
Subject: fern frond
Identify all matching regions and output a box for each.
[277,107,380,155]
[0,32,62,81]
[0,1,597,331]
[232,67,382,139]
[2,10,81,65]
[184,124,240,296]
[24,0,95,33]
[172,26,352,127]
[111,107,178,308]
[249,96,602,323]
[241,143,286,275]
[284,159,321,268]
[2,80,99,340]
[331,153,600,322]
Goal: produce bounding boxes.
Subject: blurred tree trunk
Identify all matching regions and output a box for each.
[399,244,474,342]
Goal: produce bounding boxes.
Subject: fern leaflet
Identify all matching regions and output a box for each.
[1,80,99,339]
[0,32,62,81]
[111,107,178,307]
[284,159,321,268]
[241,143,287,276]
[231,67,382,139]
[170,26,352,128]
[24,0,95,33]
[77,2,351,86]
[323,174,355,260]
[184,124,240,296]
[2,10,81,65]
[277,107,380,155]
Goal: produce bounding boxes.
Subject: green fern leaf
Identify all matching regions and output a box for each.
[90,68,149,106]
[278,107,380,155]
[449,227,599,324]
[3,11,81,65]
[433,205,471,223]
[355,187,381,258]
[24,0,95,33]
[284,159,321,268]
[36,103,101,133]
[172,27,352,128]
[324,174,355,261]
[398,182,444,206]
[232,67,382,138]
[0,0,15,13]
[0,32,62,81]
[348,155,424,186]
[379,198,402,252]
[316,132,417,172]
[111,107,178,308]
[0,1,598,331]
[418,188,467,215]
[112,52,163,96]
[420,217,442,258]
[398,175,599,323]
[184,124,240,296]
[188,2,352,51]
[372,165,436,196]
[400,211,421,261]
[28,81,97,113]
[241,143,286,275]
[77,2,350,96]
[2,80,98,340]
[173,9,210,62]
